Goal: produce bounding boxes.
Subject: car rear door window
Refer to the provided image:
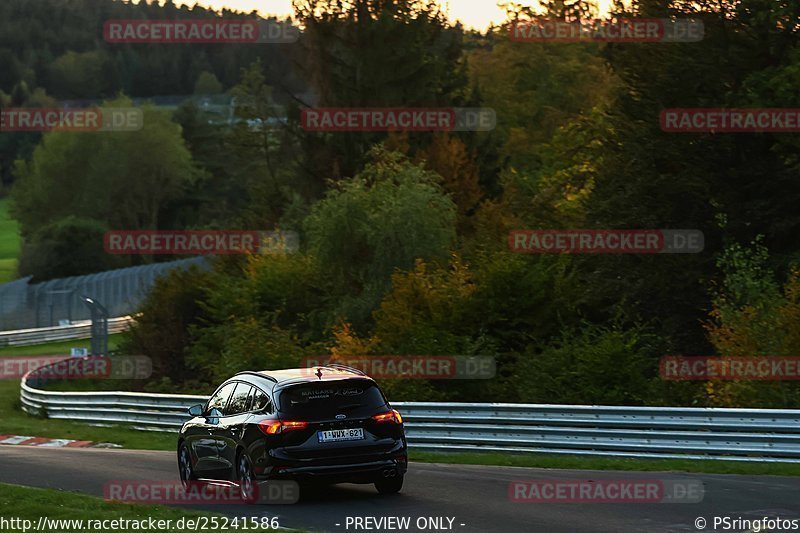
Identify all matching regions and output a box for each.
[245,387,255,412]
[225,383,252,416]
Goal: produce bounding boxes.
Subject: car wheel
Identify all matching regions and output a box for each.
[237,452,258,504]
[178,443,196,487]
[375,474,404,494]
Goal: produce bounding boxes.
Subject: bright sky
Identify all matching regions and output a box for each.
[144,1,614,31]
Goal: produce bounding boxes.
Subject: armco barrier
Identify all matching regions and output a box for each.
[19,364,800,463]
[0,316,134,347]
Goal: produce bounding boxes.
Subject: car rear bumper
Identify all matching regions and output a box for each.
[258,441,408,484]
[266,457,407,484]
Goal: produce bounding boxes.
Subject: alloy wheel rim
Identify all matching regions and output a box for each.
[239,456,254,500]
[180,448,191,481]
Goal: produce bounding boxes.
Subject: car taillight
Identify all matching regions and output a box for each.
[258,420,308,435]
[372,409,403,424]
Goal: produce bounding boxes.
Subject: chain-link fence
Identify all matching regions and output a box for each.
[0,257,207,331]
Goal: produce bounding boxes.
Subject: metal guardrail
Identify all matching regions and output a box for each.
[0,316,134,347]
[18,363,800,463]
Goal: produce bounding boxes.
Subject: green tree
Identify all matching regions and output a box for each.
[121,265,216,386]
[193,71,223,95]
[11,98,196,276]
[0,48,22,93]
[185,253,328,384]
[225,62,295,227]
[703,237,800,408]
[48,50,116,99]
[304,147,457,327]
[293,0,469,181]
[514,323,663,405]
[16,216,124,281]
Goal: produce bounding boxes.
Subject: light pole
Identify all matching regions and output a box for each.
[79,296,109,356]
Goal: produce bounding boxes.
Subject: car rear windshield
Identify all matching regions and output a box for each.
[277,380,387,419]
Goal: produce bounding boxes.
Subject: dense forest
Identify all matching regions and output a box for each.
[3,0,800,408]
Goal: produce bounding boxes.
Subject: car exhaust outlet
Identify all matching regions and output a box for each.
[382,468,397,478]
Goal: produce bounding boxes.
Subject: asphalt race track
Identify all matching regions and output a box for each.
[1,447,799,532]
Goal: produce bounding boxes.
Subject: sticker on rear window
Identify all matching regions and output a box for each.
[336,388,363,396]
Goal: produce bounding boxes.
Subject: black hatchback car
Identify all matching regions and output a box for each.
[177,365,408,499]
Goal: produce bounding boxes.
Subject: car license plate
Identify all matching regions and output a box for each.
[317,428,364,443]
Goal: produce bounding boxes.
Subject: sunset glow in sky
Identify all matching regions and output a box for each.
[143,1,614,31]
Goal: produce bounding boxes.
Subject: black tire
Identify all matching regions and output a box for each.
[178,443,197,488]
[375,474,404,494]
[236,451,258,504]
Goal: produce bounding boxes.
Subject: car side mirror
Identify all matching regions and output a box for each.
[188,404,204,417]
[206,407,222,425]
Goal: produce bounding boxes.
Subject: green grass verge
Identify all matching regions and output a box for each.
[0,483,299,532]
[0,198,21,284]
[409,450,800,476]
[0,333,124,357]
